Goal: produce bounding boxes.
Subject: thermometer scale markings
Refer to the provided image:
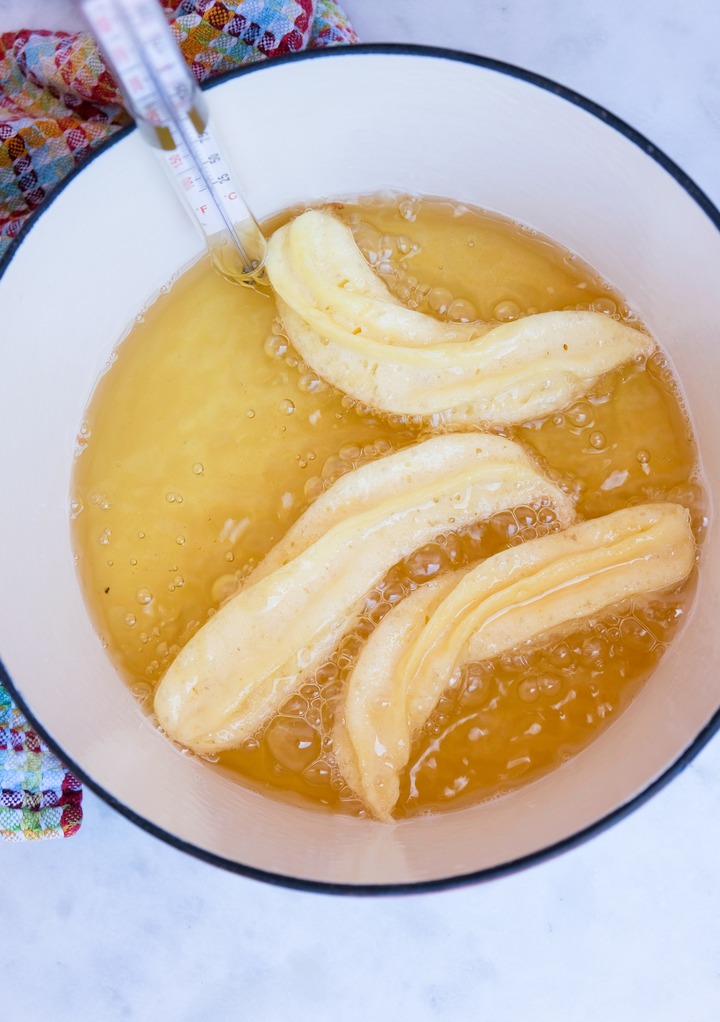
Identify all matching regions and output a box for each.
[82,0,265,278]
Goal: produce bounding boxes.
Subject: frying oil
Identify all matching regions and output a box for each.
[71,194,704,819]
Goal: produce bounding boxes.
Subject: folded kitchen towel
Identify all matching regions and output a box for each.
[0,0,357,840]
[0,0,357,259]
[0,685,83,840]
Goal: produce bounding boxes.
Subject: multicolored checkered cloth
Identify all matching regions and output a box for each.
[0,0,357,259]
[0,0,356,840]
[0,687,82,840]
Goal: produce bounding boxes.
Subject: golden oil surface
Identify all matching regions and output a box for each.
[71,195,703,818]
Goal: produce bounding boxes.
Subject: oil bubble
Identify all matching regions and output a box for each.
[265,716,320,772]
[304,476,324,502]
[566,402,593,428]
[447,298,477,322]
[518,679,540,702]
[211,574,239,604]
[539,675,561,696]
[299,372,322,393]
[264,334,288,359]
[427,287,454,316]
[494,300,521,322]
[322,455,351,483]
[398,198,417,222]
[592,297,617,316]
[396,235,412,255]
[303,760,332,786]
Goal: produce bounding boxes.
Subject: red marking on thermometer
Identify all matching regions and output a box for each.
[82,0,267,283]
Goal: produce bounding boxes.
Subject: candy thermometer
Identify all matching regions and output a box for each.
[81,0,267,284]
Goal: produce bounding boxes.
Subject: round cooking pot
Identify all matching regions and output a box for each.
[1,45,718,893]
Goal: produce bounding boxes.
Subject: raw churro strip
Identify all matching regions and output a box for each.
[333,574,460,822]
[265,209,654,426]
[154,433,575,754]
[335,503,695,821]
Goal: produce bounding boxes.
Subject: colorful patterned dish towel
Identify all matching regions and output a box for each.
[0,688,82,840]
[0,0,357,841]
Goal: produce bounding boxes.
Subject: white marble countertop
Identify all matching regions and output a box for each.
[3,1,720,1019]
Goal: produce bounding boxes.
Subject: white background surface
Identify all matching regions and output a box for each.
[2,1,720,1019]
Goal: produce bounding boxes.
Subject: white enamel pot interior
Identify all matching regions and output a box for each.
[1,46,719,893]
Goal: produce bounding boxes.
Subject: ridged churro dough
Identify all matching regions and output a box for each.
[154,433,575,753]
[266,210,654,425]
[334,503,695,820]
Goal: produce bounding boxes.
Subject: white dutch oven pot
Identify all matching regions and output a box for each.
[1,47,718,892]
